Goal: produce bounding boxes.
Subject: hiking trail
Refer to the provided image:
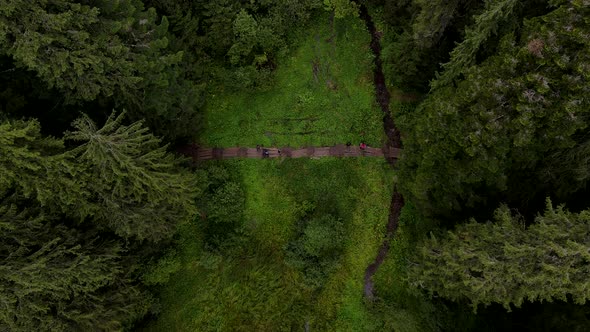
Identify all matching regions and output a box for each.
[178,144,400,161]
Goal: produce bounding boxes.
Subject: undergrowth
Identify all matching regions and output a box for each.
[200,13,382,148]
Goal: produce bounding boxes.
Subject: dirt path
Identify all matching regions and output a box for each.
[359,4,406,300]
[178,144,401,161]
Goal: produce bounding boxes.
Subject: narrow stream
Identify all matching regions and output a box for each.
[359,4,405,300]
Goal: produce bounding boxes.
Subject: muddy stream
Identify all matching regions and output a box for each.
[359,4,405,300]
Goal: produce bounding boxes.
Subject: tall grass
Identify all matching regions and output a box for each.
[144,11,399,332]
[144,158,393,331]
[200,14,382,148]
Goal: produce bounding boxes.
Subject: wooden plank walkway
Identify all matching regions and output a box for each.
[178,144,401,161]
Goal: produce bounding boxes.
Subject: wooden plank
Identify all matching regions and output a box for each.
[179,144,402,161]
[291,149,308,158]
[246,148,261,158]
[238,147,248,157]
[212,148,224,159]
[330,144,345,157]
[314,147,331,157]
[224,147,240,158]
[282,147,293,157]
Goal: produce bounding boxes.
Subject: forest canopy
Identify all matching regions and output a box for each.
[1,0,590,330]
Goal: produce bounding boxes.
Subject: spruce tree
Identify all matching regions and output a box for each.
[0,112,198,328]
[0,119,90,216]
[2,112,197,241]
[0,0,171,101]
[398,1,590,215]
[411,0,465,49]
[0,0,201,140]
[409,200,590,310]
[430,0,520,89]
[0,202,151,331]
[65,111,198,242]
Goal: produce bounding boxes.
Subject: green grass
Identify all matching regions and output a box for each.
[200,14,383,148]
[144,158,393,331]
[143,12,400,332]
[369,202,441,332]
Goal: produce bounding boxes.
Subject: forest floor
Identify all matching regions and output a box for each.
[146,11,417,332]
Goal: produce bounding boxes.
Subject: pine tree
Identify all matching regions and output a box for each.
[0,119,90,216]
[409,200,590,311]
[0,202,151,331]
[430,0,520,89]
[398,1,590,216]
[65,111,198,242]
[0,0,202,140]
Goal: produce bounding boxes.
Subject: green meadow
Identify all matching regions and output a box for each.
[145,159,393,331]
[200,14,383,148]
[144,13,397,331]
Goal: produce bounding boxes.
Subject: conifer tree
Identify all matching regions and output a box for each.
[0,202,151,331]
[430,0,520,89]
[411,0,465,49]
[398,1,590,215]
[65,111,198,242]
[0,119,89,216]
[0,0,202,139]
[409,200,590,310]
[2,111,198,241]
[0,0,173,101]
[0,112,198,328]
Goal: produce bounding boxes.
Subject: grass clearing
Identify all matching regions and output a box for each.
[144,158,393,331]
[200,14,383,148]
[370,202,440,332]
[144,12,397,332]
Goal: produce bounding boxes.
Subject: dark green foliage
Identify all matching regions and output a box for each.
[141,249,182,286]
[146,0,322,91]
[194,163,246,248]
[228,9,284,67]
[431,0,520,89]
[397,1,590,216]
[542,139,590,198]
[286,214,346,289]
[196,164,245,225]
[0,202,152,331]
[3,112,198,242]
[369,203,445,332]
[65,112,198,242]
[5,0,590,328]
[376,0,549,91]
[411,0,467,49]
[0,111,198,329]
[0,119,88,216]
[206,182,245,223]
[0,0,203,140]
[324,0,359,18]
[0,0,172,102]
[375,0,476,91]
[409,200,590,310]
